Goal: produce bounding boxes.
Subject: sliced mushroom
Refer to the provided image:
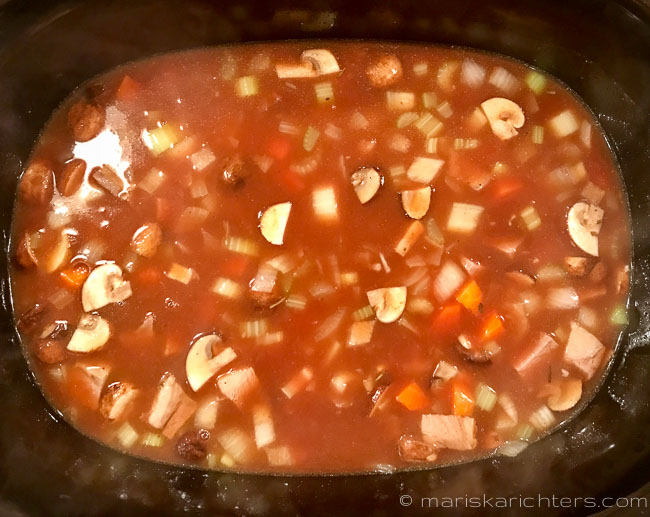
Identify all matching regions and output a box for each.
[59,159,87,196]
[67,313,111,352]
[43,230,71,273]
[99,382,138,420]
[567,202,603,257]
[300,49,341,75]
[81,263,132,312]
[259,202,292,245]
[186,334,237,392]
[366,287,407,324]
[19,160,54,204]
[15,233,37,268]
[350,167,381,204]
[401,187,431,219]
[366,54,403,88]
[90,165,125,197]
[275,49,341,79]
[544,377,583,412]
[480,98,525,140]
[130,222,162,257]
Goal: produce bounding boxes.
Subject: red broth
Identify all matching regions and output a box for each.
[10,43,631,473]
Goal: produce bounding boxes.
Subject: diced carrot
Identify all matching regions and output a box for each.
[222,255,249,278]
[456,279,483,315]
[396,381,430,411]
[451,379,474,416]
[60,262,90,288]
[137,267,162,284]
[481,311,505,341]
[115,75,140,100]
[266,137,291,161]
[491,178,523,200]
[277,170,305,193]
[431,303,462,336]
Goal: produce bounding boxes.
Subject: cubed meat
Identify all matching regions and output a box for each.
[100,382,138,420]
[147,373,183,429]
[19,160,54,204]
[564,322,605,380]
[421,414,477,450]
[217,367,260,408]
[512,332,559,375]
[163,392,198,439]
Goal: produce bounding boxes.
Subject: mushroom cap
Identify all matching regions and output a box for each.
[567,201,603,256]
[259,202,292,245]
[186,334,237,392]
[350,167,381,204]
[67,313,111,353]
[480,97,525,140]
[82,263,132,312]
[367,286,407,323]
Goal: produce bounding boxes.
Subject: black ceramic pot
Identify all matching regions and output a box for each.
[0,1,649,516]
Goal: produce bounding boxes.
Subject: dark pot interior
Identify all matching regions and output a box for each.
[0,1,649,516]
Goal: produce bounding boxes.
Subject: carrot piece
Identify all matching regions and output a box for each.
[266,137,291,161]
[491,178,523,200]
[456,279,483,315]
[451,379,474,416]
[222,255,249,278]
[481,311,505,341]
[60,262,90,288]
[116,75,139,100]
[396,382,430,411]
[137,267,162,284]
[431,303,462,336]
[277,170,305,193]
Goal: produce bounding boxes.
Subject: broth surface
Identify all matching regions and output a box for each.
[10,43,631,473]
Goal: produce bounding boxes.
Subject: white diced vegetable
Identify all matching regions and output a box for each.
[285,294,307,310]
[461,60,485,87]
[413,112,443,137]
[225,235,259,256]
[548,110,579,137]
[529,405,556,430]
[256,331,284,345]
[436,101,453,119]
[138,168,166,194]
[312,186,338,221]
[413,62,428,76]
[350,111,369,130]
[253,404,276,448]
[194,400,219,429]
[234,76,259,97]
[547,287,579,310]
[314,81,334,103]
[281,367,313,399]
[348,320,375,346]
[406,156,444,184]
[432,261,466,302]
[520,205,541,230]
[190,148,216,171]
[165,263,194,284]
[488,67,519,93]
[212,277,242,299]
[580,120,592,148]
[386,91,415,110]
[447,202,484,233]
[116,422,139,448]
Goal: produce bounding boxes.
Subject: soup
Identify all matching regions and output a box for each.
[10,43,631,473]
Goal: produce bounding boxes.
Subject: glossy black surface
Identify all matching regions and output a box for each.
[0,1,649,515]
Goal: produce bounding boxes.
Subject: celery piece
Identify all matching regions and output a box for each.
[531,125,544,144]
[314,81,334,104]
[303,126,320,152]
[235,75,259,97]
[352,305,375,321]
[475,383,498,411]
[144,125,181,156]
[525,71,547,95]
[610,304,629,325]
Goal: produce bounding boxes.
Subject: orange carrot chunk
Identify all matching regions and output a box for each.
[491,178,523,200]
[266,137,291,161]
[396,382,430,411]
[431,303,462,336]
[60,262,90,288]
[451,379,474,416]
[116,75,140,100]
[456,279,483,314]
[481,311,505,341]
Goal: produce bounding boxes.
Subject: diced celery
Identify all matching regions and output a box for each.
[256,331,284,345]
[350,111,369,130]
[225,236,259,256]
[425,137,438,154]
[116,422,139,448]
[548,110,579,137]
[525,71,547,95]
[389,165,406,182]
[235,75,259,97]
[314,81,334,104]
[453,138,478,150]
[610,304,629,325]
[352,305,375,321]
[413,112,443,137]
[240,319,269,338]
[436,101,453,119]
[425,217,445,247]
[143,125,181,156]
[220,453,236,467]
[166,263,194,284]
[422,92,437,109]
[413,62,428,76]
[278,121,300,135]
[475,383,498,411]
[529,405,555,430]
[386,91,415,110]
[340,271,359,285]
[285,294,307,310]
[520,205,541,231]
[312,186,338,221]
[139,168,165,194]
[396,112,419,128]
[531,125,544,144]
[141,432,164,447]
[406,297,434,315]
[516,424,534,441]
[303,126,320,152]
[212,277,242,299]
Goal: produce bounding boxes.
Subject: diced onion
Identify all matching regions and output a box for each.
[141,432,165,447]
[422,92,437,109]
[309,282,335,298]
[190,148,216,171]
[396,112,419,128]
[488,67,519,93]
[496,440,529,457]
[547,287,579,310]
[194,400,218,429]
[461,60,486,87]
[256,331,284,345]
[178,206,209,227]
[251,264,278,294]
[212,277,242,299]
[350,111,369,130]
[432,261,466,302]
[447,202,484,233]
[189,177,209,198]
[281,367,313,399]
[413,62,428,76]
[116,422,139,448]
[312,186,338,221]
[217,427,255,463]
[386,91,415,110]
[314,309,345,342]
[138,168,166,194]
